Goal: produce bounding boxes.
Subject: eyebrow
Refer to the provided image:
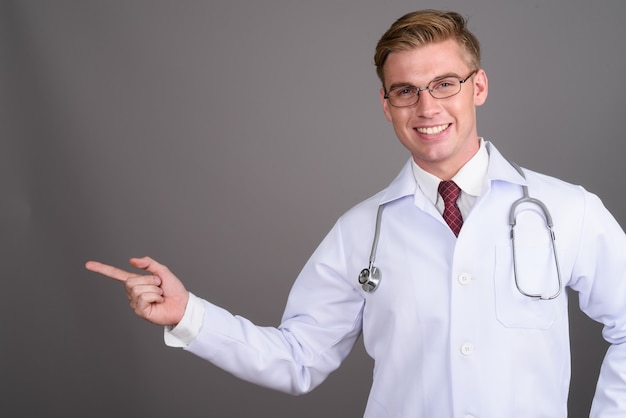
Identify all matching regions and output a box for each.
[387,72,462,92]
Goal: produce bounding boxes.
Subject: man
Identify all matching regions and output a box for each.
[86,10,626,417]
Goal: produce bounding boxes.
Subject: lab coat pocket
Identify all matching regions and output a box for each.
[494,244,560,329]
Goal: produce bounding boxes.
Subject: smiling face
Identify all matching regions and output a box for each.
[380,38,488,180]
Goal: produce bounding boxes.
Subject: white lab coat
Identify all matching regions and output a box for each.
[183,142,626,417]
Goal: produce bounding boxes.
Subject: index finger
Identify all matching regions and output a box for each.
[85,260,134,282]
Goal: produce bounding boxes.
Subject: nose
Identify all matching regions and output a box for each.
[414,90,441,118]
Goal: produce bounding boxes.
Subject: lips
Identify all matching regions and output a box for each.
[415,123,450,135]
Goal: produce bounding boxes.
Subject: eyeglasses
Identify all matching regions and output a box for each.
[384,69,478,108]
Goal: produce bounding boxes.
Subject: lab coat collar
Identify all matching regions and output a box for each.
[378,160,417,206]
[484,141,528,188]
[377,141,527,206]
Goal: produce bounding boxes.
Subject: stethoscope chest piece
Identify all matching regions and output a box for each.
[359,266,381,293]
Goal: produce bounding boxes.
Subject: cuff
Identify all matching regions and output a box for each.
[164,292,204,348]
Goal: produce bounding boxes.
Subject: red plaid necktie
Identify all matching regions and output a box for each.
[438,180,463,237]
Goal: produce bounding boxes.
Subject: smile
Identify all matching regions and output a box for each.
[416,124,450,135]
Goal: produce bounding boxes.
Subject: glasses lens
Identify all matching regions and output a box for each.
[429,77,461,99]
[387,86,418,107]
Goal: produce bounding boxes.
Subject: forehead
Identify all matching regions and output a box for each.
[383,39,471,86]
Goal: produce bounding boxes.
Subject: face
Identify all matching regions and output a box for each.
[380,38,488,180]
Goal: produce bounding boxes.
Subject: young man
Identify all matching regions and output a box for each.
[87,10,626,417]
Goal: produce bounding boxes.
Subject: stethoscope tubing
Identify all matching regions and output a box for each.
[508,163,563,300]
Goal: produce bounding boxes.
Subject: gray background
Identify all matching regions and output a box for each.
[1,0,625,417]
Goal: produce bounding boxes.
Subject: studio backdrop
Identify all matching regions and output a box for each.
[1,1,625,417]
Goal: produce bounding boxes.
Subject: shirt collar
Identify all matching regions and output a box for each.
[377,139,524,206]
[411,138,489,205]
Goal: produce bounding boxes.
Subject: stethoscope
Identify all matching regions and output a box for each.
[358,162,563,300]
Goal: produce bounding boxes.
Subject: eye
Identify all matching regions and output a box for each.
[391,86,416,97]
[431,78,459,91]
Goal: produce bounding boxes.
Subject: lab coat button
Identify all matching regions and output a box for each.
[458,273,472,285]
[460,343,474,356]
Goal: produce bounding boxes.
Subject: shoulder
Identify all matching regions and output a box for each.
[520,167,617,228]
[338,190,387,228]
[522,167,585,194]
[338,159,416,227]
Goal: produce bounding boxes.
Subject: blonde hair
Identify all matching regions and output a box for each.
[374,10,481,86]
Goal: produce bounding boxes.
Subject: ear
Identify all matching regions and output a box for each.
[380,87,393,122]
[473,69,488,106]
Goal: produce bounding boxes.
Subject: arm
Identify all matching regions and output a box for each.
[177,221,365,394]
[85,220,365,395]
[568,193,626,416]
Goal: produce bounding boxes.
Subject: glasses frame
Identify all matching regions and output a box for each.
[384,69,479,108]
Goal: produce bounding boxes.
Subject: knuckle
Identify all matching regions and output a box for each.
[128,286,141,299]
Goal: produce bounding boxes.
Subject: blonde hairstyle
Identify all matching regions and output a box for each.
[374,10,481,87]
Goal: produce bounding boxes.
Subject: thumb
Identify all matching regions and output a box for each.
[129,256,152,269]
[129,256,170,277]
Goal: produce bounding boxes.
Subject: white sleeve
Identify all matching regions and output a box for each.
[163,292,205,348]
[177,219,365,395]
[570,192,626,415]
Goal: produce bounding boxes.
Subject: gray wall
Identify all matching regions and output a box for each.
[1,1,625,417]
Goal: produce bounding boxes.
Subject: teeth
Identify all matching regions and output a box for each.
[417,124,449,135]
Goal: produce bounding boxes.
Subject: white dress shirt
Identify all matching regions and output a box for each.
[412,137,488,220]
